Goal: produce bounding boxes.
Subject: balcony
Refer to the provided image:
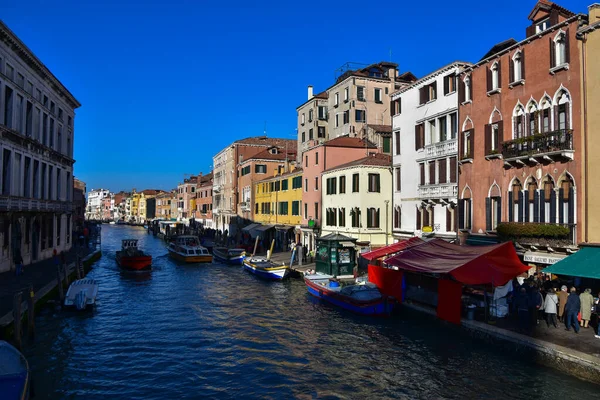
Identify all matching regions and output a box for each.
[417,139,458,161]
[213,184,222,193]
[496,222,577,247]
[417,183,458,199]
[501,129,574,167]
[0,196,73,212]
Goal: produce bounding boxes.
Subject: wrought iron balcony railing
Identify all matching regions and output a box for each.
[501,129,574,160]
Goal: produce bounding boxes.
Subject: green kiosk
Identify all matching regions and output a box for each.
[315,233,357,276]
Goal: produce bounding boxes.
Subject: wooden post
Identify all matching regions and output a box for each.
[63,263,69,286]
[251,236,259,257]
[76,256,82,280]
[13,292,22,350]
[27,285,35,339]
[56,265,64,302]
[267,239,275,261]
[298,245,303,266]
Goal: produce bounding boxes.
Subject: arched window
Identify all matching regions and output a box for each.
[464,76,471,102]
[554,31,567,66]
[509,179,523,222]
[540,176,556,223]
[559,175,575,225]
[525,178,538,223]
[512,51,523,82]
[513,103,525,139]
[458,187,472,230]
[526,101,538,136]
[487,184,501,231]
[393,206,401,229]
[554,89,571,131]
[539,95,552,133]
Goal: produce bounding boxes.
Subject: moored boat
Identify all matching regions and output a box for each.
[0,340,29,400]
[213,247,246,265]
[304,273,395,316]
[168,235,212,263]
[116,239,152,270]
[64,279,99,310]
[243,256,289,280]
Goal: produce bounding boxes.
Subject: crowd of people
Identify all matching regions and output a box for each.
[510,273,600,338]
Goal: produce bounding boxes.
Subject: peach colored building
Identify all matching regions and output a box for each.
[300,136,379,251]
[195,173,214,227]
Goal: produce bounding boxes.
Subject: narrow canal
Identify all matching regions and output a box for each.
[24,225,599,399]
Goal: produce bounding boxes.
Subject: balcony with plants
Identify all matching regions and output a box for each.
[496,222,576,248]
[501,129,574,166]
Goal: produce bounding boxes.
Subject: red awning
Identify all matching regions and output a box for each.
[384,239,529,286]
[361,237,424,261]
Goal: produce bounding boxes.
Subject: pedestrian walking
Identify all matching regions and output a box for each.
[515,288,530,333]
[543,288,559,328]
[558,285,568,322]
[564,287,581,333]
[13,248,23,276]
[580,288,594,329]
[528,285,543,327]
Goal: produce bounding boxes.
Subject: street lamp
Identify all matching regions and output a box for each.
[384,200,390,246]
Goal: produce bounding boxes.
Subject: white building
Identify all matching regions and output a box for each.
[321,153,392,249]
[391,62,470,240]
[86,188,110,220]
[0,21,81,272]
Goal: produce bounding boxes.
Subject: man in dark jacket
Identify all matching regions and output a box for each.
[514,288,530,333]
[564,287,581,333]
[528,285,543,328]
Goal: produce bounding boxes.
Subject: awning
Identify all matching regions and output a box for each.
[523,251,566,265]
[255,224,274,232]
[466,234,500,246]
[242,223,261,232]
[361,237,423,261]
[275,225,294,231]
[542,247,600,279]
[339,241,357,247]
[384,239,529,286]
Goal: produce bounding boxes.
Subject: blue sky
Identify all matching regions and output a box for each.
[0,0,589,193]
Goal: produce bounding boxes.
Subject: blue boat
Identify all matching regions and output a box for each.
[212,247,246,266]
[304,273,395,316]
[0,341,30,400]
[243,257,290,280]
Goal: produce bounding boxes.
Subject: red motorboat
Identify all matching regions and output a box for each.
[116,239,152,270]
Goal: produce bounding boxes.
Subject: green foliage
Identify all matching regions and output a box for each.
[496,223,570,239]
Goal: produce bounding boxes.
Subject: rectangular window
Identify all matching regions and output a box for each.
[291,201,300,216]
[4,86,14,127]
[2,149,11,195]
[24,157,31,198]
[439,116,448,142]
[334,92,339,106]
[318,106,327,120]
[351,207,361,228]
[255,164,267,174]
[326,177,337,195]
[395,167,401,191]
[366,208,380,228]
[5,64,14,80]
[357,86,365,101]
[339,208,345,227]
[352,173,359,192]
[33,160,39,198]
[241,165,251,176]
[314,202,319,220]
[335,114,339,128]
[419,163,425,185]
[315,152,319,165]
[305,155,308,168]
[374,88,382,103]
[281,179,288,191]
[309,128,313,140]
[368,173,380,192]
[444,73,456,95]
[394,131,401,155]
[314,177,319,190]
[339,176,346,193]
[318,126,326,138]
[304,178,308,192]
[343,110,349,125]
[383,137,391,154]
[355,110,365,123]
[308,109,313,122]
[450,113,458,139]
[344,87,349,102]
[304,203,308,219]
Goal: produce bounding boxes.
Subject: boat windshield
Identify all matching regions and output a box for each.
[184,238,198,247]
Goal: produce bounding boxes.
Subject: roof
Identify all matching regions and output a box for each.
[243,146,296,163]
[318,233,357,242]
[255,167,303,183]
[392,61,471,98]
[140,189,163,196]
[362,237,424,261]
[367,124,392,134]
[335,61,399,84]
[199,173,213,185]
[542,246,600,278]
[397,71,418,82]
[324,136,378,149]
[323,153,391,173]
[528,0,575,21]
[480,39,518,61]
[314,91,328,99]
[234,136,296,148]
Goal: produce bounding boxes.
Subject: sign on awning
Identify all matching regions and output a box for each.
[523,251,566,265]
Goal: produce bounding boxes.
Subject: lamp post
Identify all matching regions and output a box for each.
[384,200,389,246]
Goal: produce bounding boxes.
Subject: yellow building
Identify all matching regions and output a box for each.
[130,191,140,223]
[253,167,303,228]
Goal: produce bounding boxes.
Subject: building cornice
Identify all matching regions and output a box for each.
[322,163,392,175]
[391,62,472,99]
[254,170,302,184]
[0,124,74,166]
[0,20,81,109]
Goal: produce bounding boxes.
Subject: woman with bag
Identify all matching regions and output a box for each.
[543,288,559,328]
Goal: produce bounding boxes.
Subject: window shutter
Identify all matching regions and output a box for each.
[416,207,421,230]
[432,81,437,99]
[486,67,492,92]
[431,207,434,228]
[419,87,425,104]
[524,190,529,221]
[446,208,451,232]
[550,189,557,223]
[485,198,491,231]
[419,124,425,149]
[415,125,420,151]
[568,187,575,224]
[550,37,556,68]
[549,9,559,27]
[443,75,449,95]
[496,120,503,151]
[458,77,465,103]
[390,100,395,117]
[533,190,539,222]
[376,175,380,192]
[420,163,425,185]
[509,58,514,83]
[471,77,474,99]
[367,208,371,228]
[429,161,436,184]
[558,188,564,223]
[521,49,526,80]
[565,29,570,63]
[458,199,465,230]
[376,208,380,228]
[439,159,447,184]
[423,208,429,227]
[496,197,502,226]
[508,191,514,221]
[539,189,545,222]
[469,129,475,158]
[484,124,491,155]
[450,156,457,183]
[497,61,502,88]
[565,102,570,129]
[518,190,524,222]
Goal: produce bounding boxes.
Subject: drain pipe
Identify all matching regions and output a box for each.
[581,33,589,243]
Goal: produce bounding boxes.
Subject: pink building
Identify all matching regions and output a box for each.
[300,136,379,250]
[102,197,112,221]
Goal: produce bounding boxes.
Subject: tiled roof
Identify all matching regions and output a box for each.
[529,0,575,20]
[397,71,418,82]
[480,39,518,61]
[246,146,297,162]
[314,91,328,99]
[199,173,213,184]
[234,136,296,148]
[367,124,392,134]
[323,153,391,173]
[140,189,164,195]
[324,136,378,149]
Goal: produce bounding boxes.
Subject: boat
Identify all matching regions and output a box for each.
[116,220,127,225]
[168,235,212,263]
[213,247,246,265]
[64,279,99,310]
[0,341,29,400]
[116,239,152,270]
[304,273,395,316]
[109,221,116,225]
[243,256,290,280]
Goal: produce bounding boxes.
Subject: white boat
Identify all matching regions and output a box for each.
[243,256,290,280]
[109,221,116,225]
[167,235,212,263]
[64,279,99,310]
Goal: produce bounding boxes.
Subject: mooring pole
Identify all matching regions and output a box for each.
[56,265,64,302]
[13,291,22,350]
[27,285,35,339]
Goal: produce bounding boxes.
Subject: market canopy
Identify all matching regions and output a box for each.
[542,246,600,279]
[242,223,261,232]
[384,239,529,286]
[361,237,424,261]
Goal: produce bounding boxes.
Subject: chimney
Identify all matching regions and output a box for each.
[590,3,600,20]
[308,85,313,100]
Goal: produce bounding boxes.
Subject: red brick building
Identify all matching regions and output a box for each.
[195,172,214,227]
[458,1,584,254]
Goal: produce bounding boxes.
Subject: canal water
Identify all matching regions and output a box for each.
[24,225,600,399]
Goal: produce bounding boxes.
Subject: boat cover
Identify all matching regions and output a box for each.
[384,239,529,286]
[361,237,424,261]
[339,283,382,301]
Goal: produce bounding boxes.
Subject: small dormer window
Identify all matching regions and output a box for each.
[270,148,278,154]
[535,19,548,34]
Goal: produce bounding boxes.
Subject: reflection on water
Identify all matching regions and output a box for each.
[23,226,599,399]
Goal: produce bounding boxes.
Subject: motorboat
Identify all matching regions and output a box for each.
[168,235,212,263]
[64,279,99,311]
[212,247,246,266]
[304,273,395,316]
[0,340,29,400]
[243,256,289,280]
[116,239,152,270]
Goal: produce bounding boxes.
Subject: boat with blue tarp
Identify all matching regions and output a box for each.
[0,340,30,400]
[213,247,246,265]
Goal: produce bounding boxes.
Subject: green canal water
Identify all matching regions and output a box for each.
[23,225,600,399]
